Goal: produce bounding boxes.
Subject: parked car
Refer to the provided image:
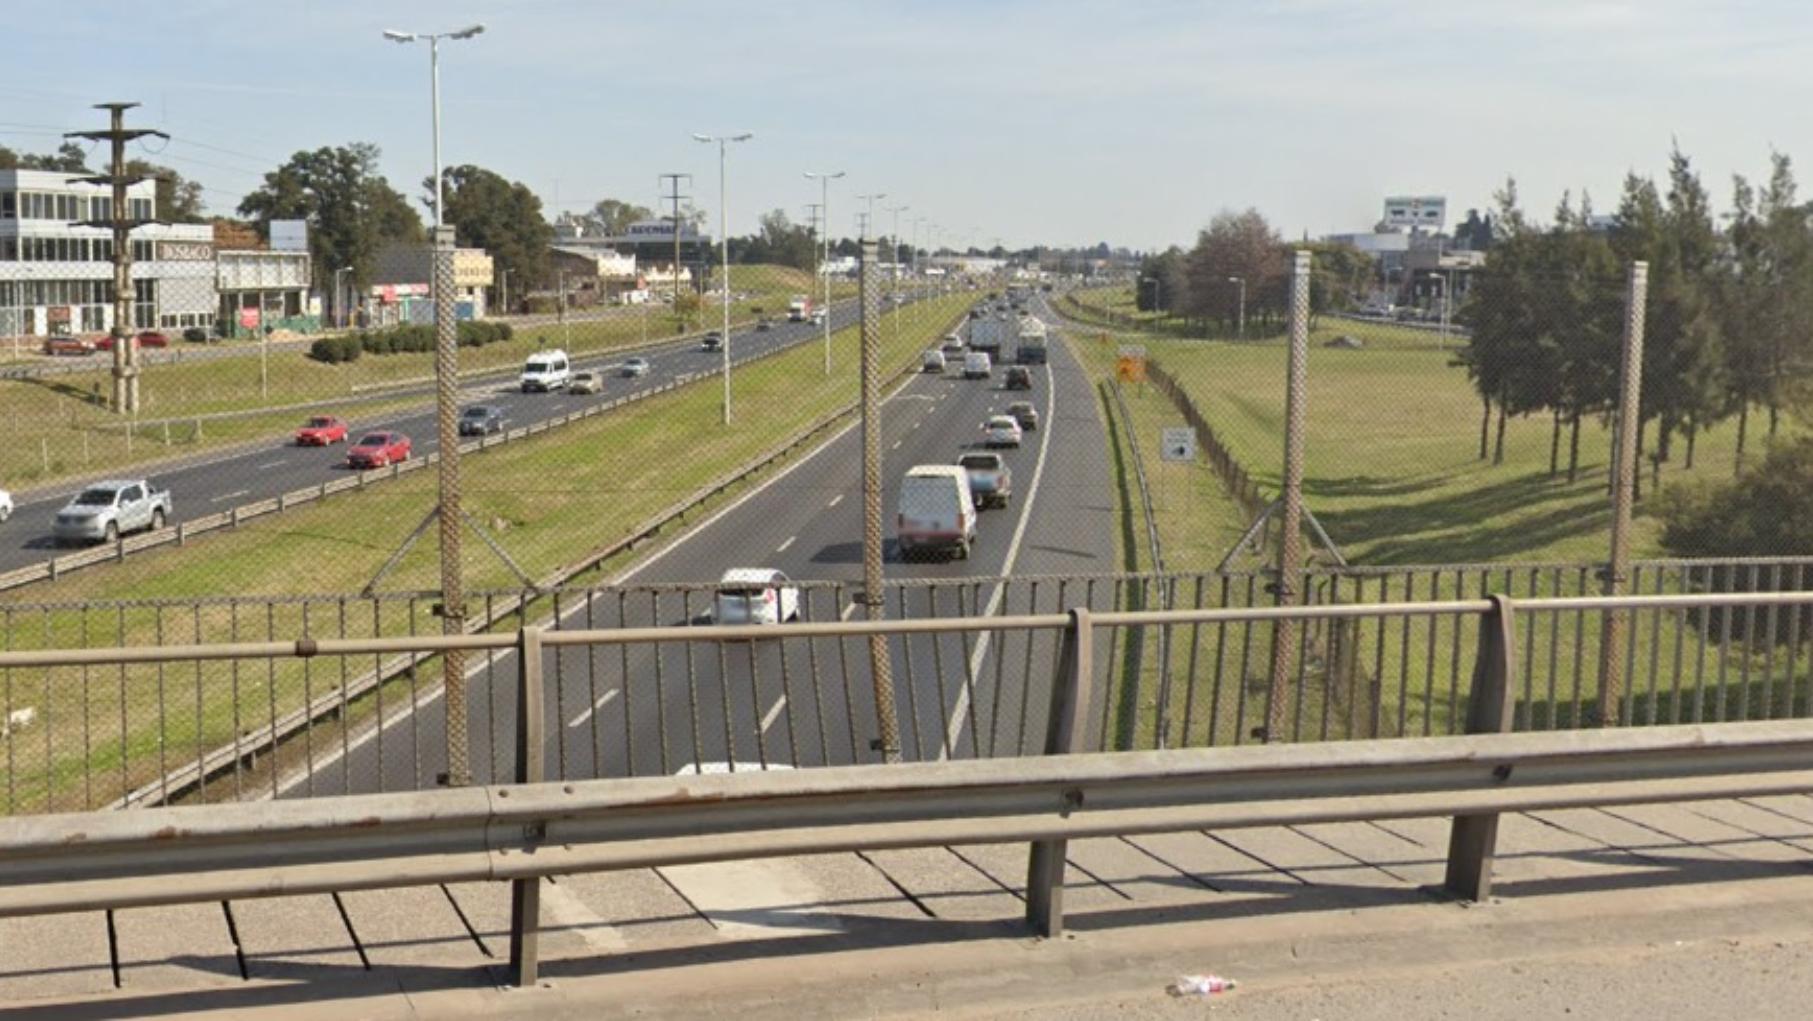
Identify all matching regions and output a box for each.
[346,432,412,469]
[621,356,650,378]
[95,331,168,350]
[519,350,572,392]
[294,415,350,446]
[921,349,946,373]
[712,568,801,625]
[701,331,723,352]
[1003,365,1033,390]
[458,405,505,436]
[42,335,95,356]
[0,487,12,524]
[982,415,1024,449]
[567,371,603,395]
[957,452,1013,509]
[53,479,170,546]
[963,351,992,379]
[896,465,977,561]
[1007,401,1039,431]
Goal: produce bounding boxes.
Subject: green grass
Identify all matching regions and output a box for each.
[0,291,976,815]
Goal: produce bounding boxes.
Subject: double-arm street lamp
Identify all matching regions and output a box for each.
[694,132,754,424]
[804,170,846,374]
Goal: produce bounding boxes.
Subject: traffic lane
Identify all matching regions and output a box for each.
[0,299,878,568]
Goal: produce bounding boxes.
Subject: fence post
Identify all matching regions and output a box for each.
[1026,606,1093,937]
[508,624,545,987]
[1265,250,1313,743]
[1598,261,1647,727]
[1443,594,1518,901]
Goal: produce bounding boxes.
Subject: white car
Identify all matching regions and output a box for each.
[982,415,1023,448]
[712,568,801,625]
[0,487,12,524]
[622,356,651,378]
[568,371,603,395]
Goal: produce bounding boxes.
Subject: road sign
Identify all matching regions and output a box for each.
[1161,427,1195,462]
[1117,344,1147,384]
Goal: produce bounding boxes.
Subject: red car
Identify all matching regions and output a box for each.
[43,336,96,356]
[94,332,170,351]
[295,415,350,446]
[346,432,411,469]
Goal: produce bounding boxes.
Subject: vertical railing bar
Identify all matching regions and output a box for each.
[1235,575,1257,746]
[680,590,703,777]
[649,590,670,777]
[804,587,831,767]
[337,599,351,796]
[834,582,859,764]
[1180,576,1207,745]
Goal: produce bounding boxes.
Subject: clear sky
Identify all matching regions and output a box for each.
[2,1,1809,251]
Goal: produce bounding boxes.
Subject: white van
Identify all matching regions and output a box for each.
[921,349,946,373]
[520,350,572,392]
[963,351,992,380]
[896,465,977,560]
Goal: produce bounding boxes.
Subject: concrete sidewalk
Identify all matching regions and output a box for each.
[2,794,1810,1019]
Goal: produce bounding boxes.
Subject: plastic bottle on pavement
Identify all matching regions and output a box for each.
[1169,974,1237,997]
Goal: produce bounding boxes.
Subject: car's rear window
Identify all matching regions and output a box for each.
[357,434,389,446]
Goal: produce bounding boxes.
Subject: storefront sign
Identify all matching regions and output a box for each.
[158,241,215,261]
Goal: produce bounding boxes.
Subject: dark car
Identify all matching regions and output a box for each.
[458,405,505,436]
[701,331,723,351]
[1007,401,1039,431]
[755,318,773,332]
[1003,366,1033,390]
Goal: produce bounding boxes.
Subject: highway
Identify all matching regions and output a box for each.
[278,292,1123,797]
[0,297,887,576]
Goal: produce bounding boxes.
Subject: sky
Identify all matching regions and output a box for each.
[3,1,1812,251]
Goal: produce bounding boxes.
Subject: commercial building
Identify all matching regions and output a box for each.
[549,246,642,305]
[550,217,709,295]
[367,242,495,326]
[0,169,214,339]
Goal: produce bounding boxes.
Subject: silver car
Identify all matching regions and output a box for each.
[622,357,650,378]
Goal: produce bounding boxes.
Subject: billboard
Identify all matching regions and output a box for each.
[1382,196,1446,230]
[270,219,309,252]
[618,218,702,242]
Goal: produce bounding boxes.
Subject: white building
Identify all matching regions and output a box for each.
[0,169,216,338]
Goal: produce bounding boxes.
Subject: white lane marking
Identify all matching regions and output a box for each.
[255,460,286,471]
[890,439,901,450]
[211,489,250,503]
[840,601,860,621]
[776,535,796,553]
[942,359,1058,760]
[567,688,620,729]
[761,695,787,733]
[826,493,843,508]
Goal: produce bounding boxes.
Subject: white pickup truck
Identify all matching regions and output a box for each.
[53,479,171,545]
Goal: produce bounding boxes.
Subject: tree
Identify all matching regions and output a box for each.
[1182,208,1285,333]
[238,143,423,291]
[1453,208,1494,251]
[1301,241,1372,325]
[432,164,554,291]
[581,198,654,236]
[1134,247,1188,314]
[124,161,206,222]
[18,141,90,173]
[734,209,817,271]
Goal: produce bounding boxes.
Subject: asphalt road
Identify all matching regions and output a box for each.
[278,292,1124,797]
[0,297,889,575]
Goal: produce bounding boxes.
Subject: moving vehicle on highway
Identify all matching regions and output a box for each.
[897,465,977,561]
[1015,317,1048,364]
[520,350,572,392]
[982,414,1024,448]
[701,331,723,351]
[957,452,1012,509]
[712,568,801,625]
[1003,365,1033,390]
[53,479,170,545]
[294,415,350,446]
[346,432,412,469]
[622,356,650,378]
[968,318,1006,355]
[1007,401,1039,431]
[95,330,170,351]
[788,295,813,321]
[568,371,603,395]
[941,334,965,354]
[0,487,12,524]
[810,308,827,325]
[921,349,946,373]
[458,405,506,436]
[963,351,992,379]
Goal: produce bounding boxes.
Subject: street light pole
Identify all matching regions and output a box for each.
[1227,275,1246,337]
[804,170,845,375]
[383,21,484,788]
[886,203,908,335]
[695,132,752,425]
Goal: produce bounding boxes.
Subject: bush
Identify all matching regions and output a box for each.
[308,335,362,363]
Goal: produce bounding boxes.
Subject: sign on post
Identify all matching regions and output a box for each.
[1161,427,1195,462]
[1116,344,1147,384]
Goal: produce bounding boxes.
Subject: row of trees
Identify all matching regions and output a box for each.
[1459,147,1810,484]
[1133,209,1372,333]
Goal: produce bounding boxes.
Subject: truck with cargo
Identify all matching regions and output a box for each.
[1016,316,1048,363]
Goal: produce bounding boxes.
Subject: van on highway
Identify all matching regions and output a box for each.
[963,351,992,379]
[520,350,572,392]
[896,465,977,561]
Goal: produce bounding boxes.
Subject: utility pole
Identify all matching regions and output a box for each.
[693,132,753,425]
[1265,252,1313,744]
[558,270,569,348]
[858,238,901,763]
[886,204,909,337]
[804,171,847,376]
[659,172,692,334]
[68,102,166,415]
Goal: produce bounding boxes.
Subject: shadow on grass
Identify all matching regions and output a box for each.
[1319,469,1617,564]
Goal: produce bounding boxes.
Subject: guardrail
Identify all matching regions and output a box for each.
[1,591,1808,986]
[0,295,928,599]
[83,299,972,811]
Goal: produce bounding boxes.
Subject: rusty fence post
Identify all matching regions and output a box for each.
[1443,595,1517,901]
[508,625,545,987]
[1026,606,1094,937]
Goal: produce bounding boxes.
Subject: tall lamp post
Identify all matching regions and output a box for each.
[886,203,909,333]
[694,132,753,424]
[804,170,845,374]
[1227,275,1246,337]
[382,21,484,788]
[856,193,886,239]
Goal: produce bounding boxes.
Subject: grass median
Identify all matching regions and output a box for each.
[0,290,974,815]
